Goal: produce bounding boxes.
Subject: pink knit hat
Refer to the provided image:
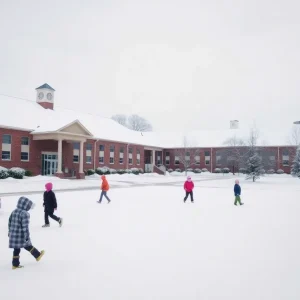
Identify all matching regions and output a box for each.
[45,182,53,191]
[187,176,192,181]
[235,179,239,184]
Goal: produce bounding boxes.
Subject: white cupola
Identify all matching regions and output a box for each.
[36,83,55,110]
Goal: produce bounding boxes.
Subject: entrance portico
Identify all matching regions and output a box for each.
[31,120,94,179]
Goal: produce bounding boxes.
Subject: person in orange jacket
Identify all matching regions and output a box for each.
[97,175,111,204]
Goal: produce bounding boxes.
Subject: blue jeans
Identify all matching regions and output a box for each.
[99,191,111,203]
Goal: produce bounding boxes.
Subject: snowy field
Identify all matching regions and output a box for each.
[1,174,300,300]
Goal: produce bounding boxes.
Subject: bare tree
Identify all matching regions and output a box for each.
[111,114,127,126]
[174,136,200,175]
[288,125,300,161]
[223,136,246,174]
[127,114,153,132]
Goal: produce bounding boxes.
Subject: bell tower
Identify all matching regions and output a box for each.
[36,83,55,110]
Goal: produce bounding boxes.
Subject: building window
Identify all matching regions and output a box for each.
[2,151,11,160]
[86,143,93,151]
[137,149,141,165]
[20,137,29,161]
[119,147,124,164]
[2,134,11,160]
[99,145,105,164]
[185,152,190,164]
[216,155,221,165]
[73,142,80,149]
[165,152,170,165]
[86,143,92,164]
[128,147,133,165]
[21,137,29,145]
[205,151,210,165]
[110,145,115,164]
[195,155,200,165]
[282,150,289,166]
[157,151,162,165]
[73,155,79,163]
[174,155,180,165]
[2,134,11,144]
[21,152,29,161]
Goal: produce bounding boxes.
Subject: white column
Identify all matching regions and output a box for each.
[57,139,63,173]
[79,140,84,173]
[152,150,155,166]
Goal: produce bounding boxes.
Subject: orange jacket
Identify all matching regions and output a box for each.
[101,176,109,191]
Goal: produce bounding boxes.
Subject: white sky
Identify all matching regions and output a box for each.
[0,0,300,132]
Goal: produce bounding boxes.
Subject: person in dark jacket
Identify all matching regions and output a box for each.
[42,182,63,227]
[234,179,244,205]
[8,196,45,269]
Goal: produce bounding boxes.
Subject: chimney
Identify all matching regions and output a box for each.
[230,120,239,129]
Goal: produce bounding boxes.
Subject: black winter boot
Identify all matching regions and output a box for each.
[12,255,24,269]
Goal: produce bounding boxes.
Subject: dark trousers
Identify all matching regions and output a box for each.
[99,191,111,203]
[13,246,40,266]
[184,191,194,202]
[45,209,60,224]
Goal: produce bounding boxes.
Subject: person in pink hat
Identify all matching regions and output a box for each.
[42,182,63,227]
[183,176,194,203]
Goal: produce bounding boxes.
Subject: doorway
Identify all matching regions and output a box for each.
[42,153,58,175]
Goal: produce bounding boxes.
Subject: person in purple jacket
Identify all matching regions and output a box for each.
[234,179,244,206]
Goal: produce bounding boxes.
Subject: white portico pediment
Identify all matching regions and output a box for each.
[31,120,94,141]
[58,120,93,137]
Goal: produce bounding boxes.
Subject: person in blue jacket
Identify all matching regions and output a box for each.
[234,179,244,205]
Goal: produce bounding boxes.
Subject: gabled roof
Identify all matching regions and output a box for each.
[0,93,298,149]
[35,83,55,91]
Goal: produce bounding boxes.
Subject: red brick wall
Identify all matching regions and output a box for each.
[0,127,296,176]
[163,146,297,173]
[38,102,53,110]
[66,140,145,174]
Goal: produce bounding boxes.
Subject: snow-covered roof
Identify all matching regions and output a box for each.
[0,94,297,149]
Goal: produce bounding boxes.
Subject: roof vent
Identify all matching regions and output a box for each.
[230,120,239,129]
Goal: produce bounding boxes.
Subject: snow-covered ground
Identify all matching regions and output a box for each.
[1,174,300,300]
[0,172,234,194]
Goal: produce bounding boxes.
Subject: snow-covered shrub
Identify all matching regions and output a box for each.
[187,168,194,172]
[276,169,284,174]
[87,169,95,176]
[214,168,221,173]
[267,169,275,174]
[202,168,208,172]
[25,170,33,177]
[126,169,132,174]
[167,169,173,173]
[109,168,117,174]
[138,168,144,174]
[131,168,139,175]
[194,168,202,174]
[222,167,230,174]
[8,167,25,179]
[0,166,9,179]
[96,167,110,175]
[261,169,266,174]
[117,169,126,175]
[175,168,182,173]
[239,168,247,174]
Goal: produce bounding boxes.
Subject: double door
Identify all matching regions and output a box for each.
[42,153,58,175]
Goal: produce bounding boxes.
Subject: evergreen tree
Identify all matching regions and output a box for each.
[246,152,264,182]
[291,148,300,178]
